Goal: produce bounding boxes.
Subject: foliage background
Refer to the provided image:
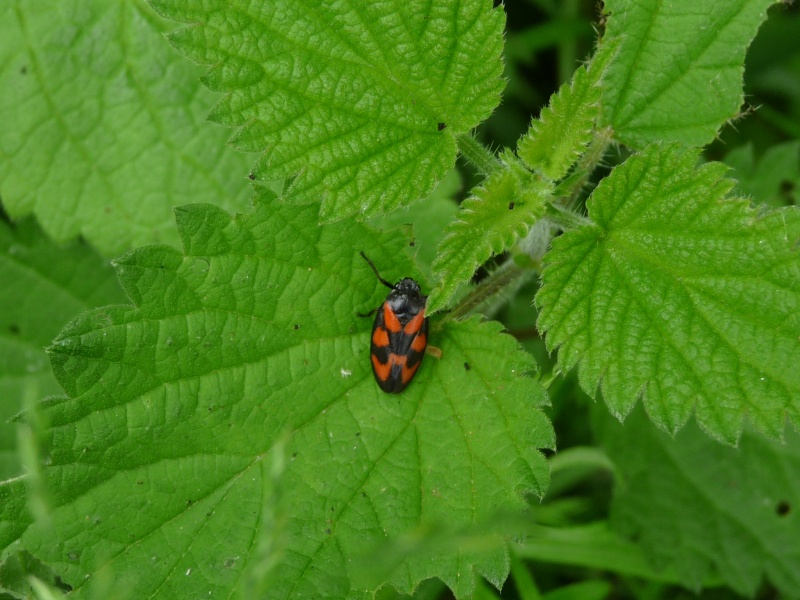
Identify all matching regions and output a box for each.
[1,0,799,599]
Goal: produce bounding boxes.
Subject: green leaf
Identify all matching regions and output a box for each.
[536,144,800,443]
[375,578,446,600]
[14,193,553,599]
[0,217,125,480]
[725,141,800,208]
[372,169,461,281]
[428,155,550,313]
[601,0,776,148]
[541,581,610,600]
[515,522,699,585]
[598,406,800,596]
[0,550,64,599]
[149,0,505,221]
[0,0,253,256]
[0,478,29,553]
[517,41,615,181]
[508,548,541,600]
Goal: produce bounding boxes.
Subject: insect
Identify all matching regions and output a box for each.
[360,251,429,393]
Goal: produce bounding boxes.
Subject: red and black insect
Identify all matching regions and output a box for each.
[360,251,429,394]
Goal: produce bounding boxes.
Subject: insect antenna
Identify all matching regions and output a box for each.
[359,251,395,289]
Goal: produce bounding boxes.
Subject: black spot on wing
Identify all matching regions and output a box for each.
[387,317,429,355]
[371,343,391,364]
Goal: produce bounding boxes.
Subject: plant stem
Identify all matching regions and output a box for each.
[440,259,537,324]
[557,0,580,85]
[564,126,614,210]
[456,133,503,176]
[544,203,593,231]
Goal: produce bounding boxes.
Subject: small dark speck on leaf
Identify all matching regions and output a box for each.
[292,452,298,458]
[8,323,19,335]
[437,122,446,131]
[508,202,515,210]
[409,239,416,247]
[464,362,471,371]
[355,432,360,437]
[776,501,791,516]
[294,324,300,330]
[20,65,27,74]
[224,558,236,568]
[780,179,795,194]
[325,528,332,534]
[248,173,256,180]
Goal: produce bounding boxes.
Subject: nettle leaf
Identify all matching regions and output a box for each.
[517,41,615,181]
[428,156,550,313]
[15,193,553,599]
[599,406,800,596]
[149,0,505,221]
[536,144,800,444]
[601,0,776,148]
[0,217,125,480]
[0,479,29,555]
[0,0,253,256]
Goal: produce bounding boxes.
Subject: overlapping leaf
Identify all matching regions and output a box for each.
[9,192,553,599]
[599,407,800,596]
[0,217,125,480]
[0,0,253,255]
[150,0,505,221]
[601,0,776,147]
[537,144,800,443]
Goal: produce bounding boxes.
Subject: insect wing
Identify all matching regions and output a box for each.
[370,303,428,393]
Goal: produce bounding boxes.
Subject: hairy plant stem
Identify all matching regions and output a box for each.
[440,259,538,325]
[565,126,614,210]
[539,127,613,237]
[543,203,593,230]
[456,133,503,176]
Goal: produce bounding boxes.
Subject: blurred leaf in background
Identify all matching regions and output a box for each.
[0,0,253,256]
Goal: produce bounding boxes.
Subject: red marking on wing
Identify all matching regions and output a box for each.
[403,311,425,335]
[371,354,391,382]
[383,304,402,333]
[372,327,390,347]
[401,360,420,384]
[410,333,427,352]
